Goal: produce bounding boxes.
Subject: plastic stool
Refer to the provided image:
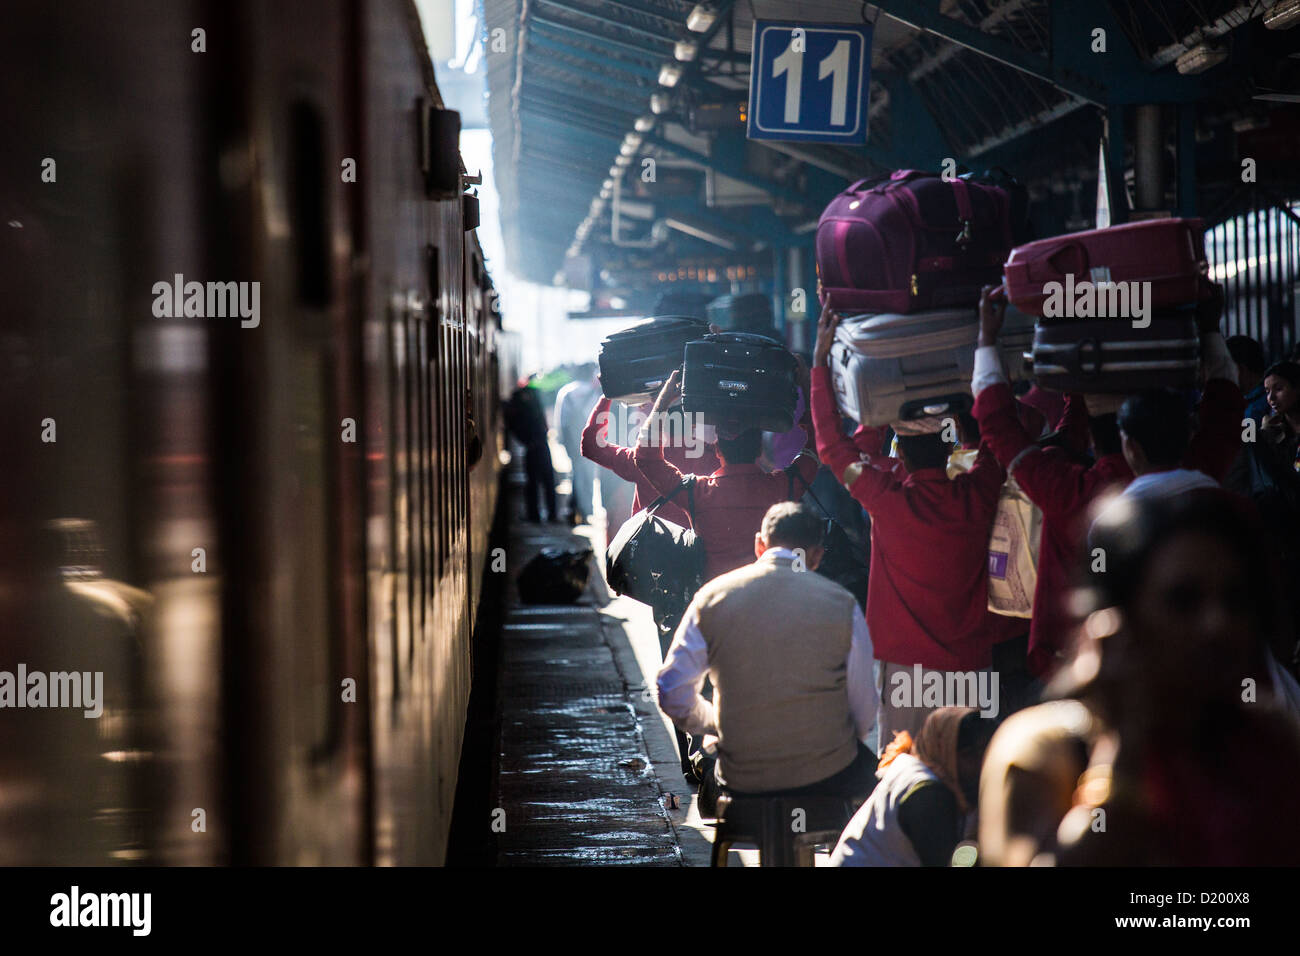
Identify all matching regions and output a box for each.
[710,794,855,867]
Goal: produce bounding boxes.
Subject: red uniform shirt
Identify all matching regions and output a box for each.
[580,396,719,528]
[974,376,1243,677]
[811,367,1006,671]
[632,443,817,582]
[974,383,1133,676]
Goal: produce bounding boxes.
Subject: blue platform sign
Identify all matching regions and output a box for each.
[747,21,872,144]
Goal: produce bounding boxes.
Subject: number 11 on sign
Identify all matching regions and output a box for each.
[772,38,850,126]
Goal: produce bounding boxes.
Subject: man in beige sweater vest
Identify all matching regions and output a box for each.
[657,502,878,797]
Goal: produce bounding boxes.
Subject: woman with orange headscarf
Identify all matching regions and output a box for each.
[830,707,996,867]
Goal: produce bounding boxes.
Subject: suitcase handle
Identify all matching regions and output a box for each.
[1045,241,1089,278]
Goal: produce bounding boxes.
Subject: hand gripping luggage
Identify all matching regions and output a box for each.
[598,316,708,405]
[681,332,798,433]
[816,169,1018,314]
[1004,218,1208,316]
[606,478,705,629]
[1029,313,1200,393]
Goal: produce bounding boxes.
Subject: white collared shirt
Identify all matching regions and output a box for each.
[655,548,878,742]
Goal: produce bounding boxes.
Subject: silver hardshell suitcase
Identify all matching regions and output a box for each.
[829,308,1033,426]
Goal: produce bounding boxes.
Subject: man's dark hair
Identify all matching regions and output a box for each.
[761,502,824,551]
[1225,335,1266,375]
[1088,412,1122,458]
[897,433,949,470]
[715,427,762,464]
[1264,360,1300,389]
[1118,389,1193,468]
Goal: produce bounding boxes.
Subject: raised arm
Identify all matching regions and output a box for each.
[580,395,645,484]
[1186,289,1244,482]
[811,306,904,511]
[631,370,690,498]
[972,285,1039,470]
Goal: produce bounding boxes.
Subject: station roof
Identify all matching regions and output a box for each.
[482,0,1296,289]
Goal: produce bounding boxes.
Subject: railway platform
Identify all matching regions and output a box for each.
[486,503,717,866]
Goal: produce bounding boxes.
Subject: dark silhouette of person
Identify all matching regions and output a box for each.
[505,380,558,523]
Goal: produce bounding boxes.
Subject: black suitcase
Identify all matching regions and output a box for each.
[682,332,798,433]
[1030,312,1200,393]
[598,316,708,404]
[706,293,776,337]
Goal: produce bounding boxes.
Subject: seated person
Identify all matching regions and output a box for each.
[831,707,996,867]
[656,503,877,800]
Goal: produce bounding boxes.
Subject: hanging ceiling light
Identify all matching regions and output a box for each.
[634,115,655,133]
[658,62,683,87]
[686,2,716,32]
[674,40,698,62]
[650,92,672,114]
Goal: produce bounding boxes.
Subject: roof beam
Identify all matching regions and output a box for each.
[531,0,676,49]
[522,32,660,80]
[528,15,664,60]
[522,43,657,97]
[521,104,630,140]
[518,78,643,118]
[872,0,1105,104]
[642,130,811,209]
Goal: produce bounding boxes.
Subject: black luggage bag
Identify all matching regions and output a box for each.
[606,478,705,629]
[681,332,798,434]
[706,293,776,337]
[598,316,709,405]
[1030,312,1200,393]
[518,546,593,605]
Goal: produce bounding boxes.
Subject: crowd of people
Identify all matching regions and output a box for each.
[535,284,1300,865]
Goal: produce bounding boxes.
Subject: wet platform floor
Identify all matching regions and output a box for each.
[492,519,714,866]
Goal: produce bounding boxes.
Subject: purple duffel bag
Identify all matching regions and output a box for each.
[816,169,1018,315]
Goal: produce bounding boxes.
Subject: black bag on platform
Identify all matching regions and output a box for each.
[598,316,708,405]
[518,546,593,605]
[786,464,870,610]
[606,477,706,628]
[682,332,798,433]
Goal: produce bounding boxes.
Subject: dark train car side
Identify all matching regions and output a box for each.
[0,0,502,865]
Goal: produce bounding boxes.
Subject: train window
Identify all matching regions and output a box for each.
[427,244,448,577]
[288,100,332,309]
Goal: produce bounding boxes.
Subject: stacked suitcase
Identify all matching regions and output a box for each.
[815,168,1029,426]
[1003,218,1208,393]
[597,316,708,405]
[829,306,1036,427]
[681,332,798,434]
